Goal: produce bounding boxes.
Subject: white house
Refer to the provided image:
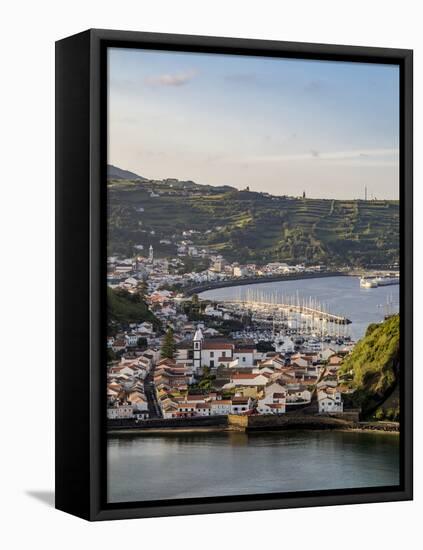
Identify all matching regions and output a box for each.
[274,337,295,353]
[257,382,287,414]
[285,384,312,403]
[176,402,197,416]
[107,405,134,420]
[161,401,178,419]
[125,333,139,347]
[233,266,251,277]
[318,389,343,413]
[204,305,223,318]
[128,391,149,413]
[234,347,256,367]
[210,400,232,416]
[194,403,211,416]
[231,397,253,414]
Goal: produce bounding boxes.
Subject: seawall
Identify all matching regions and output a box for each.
[186,271,348,297]
[108,415,227,432]
[108,411,365,434]
[227,413,358,432]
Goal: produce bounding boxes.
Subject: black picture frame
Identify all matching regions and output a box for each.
[55,28,413,521]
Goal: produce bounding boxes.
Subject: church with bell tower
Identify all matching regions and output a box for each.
[193,327,204,372]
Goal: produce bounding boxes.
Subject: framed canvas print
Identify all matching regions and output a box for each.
[55,29,413,521]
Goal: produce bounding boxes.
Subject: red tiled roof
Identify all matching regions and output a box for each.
[202,341,234,350]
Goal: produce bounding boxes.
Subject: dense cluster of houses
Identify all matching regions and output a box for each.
[107,325,346,421]
[107,348,160,420]
[107,246,326,296]
[106,249,349,422]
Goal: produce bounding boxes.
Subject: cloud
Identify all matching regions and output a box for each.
[144,70,197,87]
[229,148,399,165]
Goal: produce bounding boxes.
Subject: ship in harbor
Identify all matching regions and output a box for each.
[360,274,399,289]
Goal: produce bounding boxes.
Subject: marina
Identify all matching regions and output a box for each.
[199,275,399,341]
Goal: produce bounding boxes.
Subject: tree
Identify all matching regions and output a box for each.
[161,327,176,359]
[107,348,117,362]
[136,279,148,299]
[137,337,148,348]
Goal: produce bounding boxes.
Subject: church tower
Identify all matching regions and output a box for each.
[193,327,204,373]
[149,244,154,263]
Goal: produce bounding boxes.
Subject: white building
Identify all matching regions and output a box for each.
[107,405,134,420]
[193,328,234,371]
[210,400,232,416]
[318,389,343,413]
[125,333,139,347]
[285,384,312,403]
[257,382,287,414]
[234,347,256,367]
[274,337,295,354]
[231,397,253,414]
[233,266,249,277]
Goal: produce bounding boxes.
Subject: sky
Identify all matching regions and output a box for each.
[108,47,399,200]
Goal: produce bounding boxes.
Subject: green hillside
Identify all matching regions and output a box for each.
[340,314,400,419]
[107,178,399,267]
[107,287,159,329]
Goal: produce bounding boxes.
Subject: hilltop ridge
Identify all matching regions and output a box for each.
[107,164,147,181]
[107,168,399,268]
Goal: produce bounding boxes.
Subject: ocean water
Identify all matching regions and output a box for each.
[107,430,400,503]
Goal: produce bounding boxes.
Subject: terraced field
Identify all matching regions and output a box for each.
[107,179,399,267]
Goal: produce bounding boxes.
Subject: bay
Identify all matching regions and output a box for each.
[199,275,399,340]
[108,430,400,503]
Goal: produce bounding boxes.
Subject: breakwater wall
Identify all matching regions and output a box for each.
[108,415,227,431]
[186,271,347,297]
[228,412,358,432]
[108,411,362,433]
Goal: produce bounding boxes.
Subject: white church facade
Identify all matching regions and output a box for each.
[193,328,257,373]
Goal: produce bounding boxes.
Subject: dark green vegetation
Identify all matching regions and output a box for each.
[340,314,400,420]
[107,176,399,267]
[188,367,217,394]
[107,287,159,330]
[161,327,176,359]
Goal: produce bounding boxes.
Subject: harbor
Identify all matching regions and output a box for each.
[199,275,399,341]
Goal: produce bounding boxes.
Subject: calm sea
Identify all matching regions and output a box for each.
[107,430,400,503]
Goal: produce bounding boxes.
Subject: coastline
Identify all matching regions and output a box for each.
[186,271,350,297]
[108,421,399,436]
